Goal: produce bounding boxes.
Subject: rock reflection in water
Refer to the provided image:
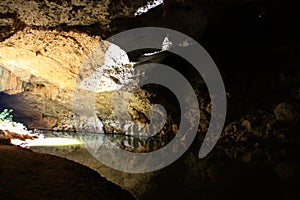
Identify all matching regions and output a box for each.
[30,131,299,200]
[79,131,185,173]
[79,131,174,153]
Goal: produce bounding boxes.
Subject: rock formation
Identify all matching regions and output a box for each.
[0,0,211,133]
[0,0,299,139]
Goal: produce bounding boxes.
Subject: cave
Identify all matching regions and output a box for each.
[0,0,299,199]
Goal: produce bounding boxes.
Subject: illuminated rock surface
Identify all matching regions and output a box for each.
[0,0,300,199]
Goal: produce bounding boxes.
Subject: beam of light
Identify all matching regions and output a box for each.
[11,137,83,147]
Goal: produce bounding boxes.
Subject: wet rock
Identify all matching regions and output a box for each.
[262,133,270,139]
[241,120,251,130]
[205,102,212,114]
[172,124,178,133]
[233,123,238,133]
[266,120,276,131]
[277,133,285,140]
[253,130,263,138]
[241,152,252,162]
[240,136,247,142]
[274,102,299,124]
[3,129,35,140]
[0,134,10,145]
[224,124,232,135]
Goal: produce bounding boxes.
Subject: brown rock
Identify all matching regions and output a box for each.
[274,102,299,124]
[0,0,148,27]
[0,28,151,132]
[224,123,232,134]
[241,120,251,130]
[0,129,6,136]
[4,129,35,140]
[0,134,10,145]
[253,131,263,138]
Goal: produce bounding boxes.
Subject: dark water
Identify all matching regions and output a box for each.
[141,145,300,200]
[31,131,299,200]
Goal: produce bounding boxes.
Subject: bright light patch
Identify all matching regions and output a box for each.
[135,0,163,16]
[142,35,173,56]
[79,44,135,93]
[14,138,83,147]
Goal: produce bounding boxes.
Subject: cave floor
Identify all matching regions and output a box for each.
[0,145,134,200]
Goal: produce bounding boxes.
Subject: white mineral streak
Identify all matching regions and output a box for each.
[135,0,164,16]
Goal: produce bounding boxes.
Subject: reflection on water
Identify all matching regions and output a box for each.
[30,131,299,200]
[32,130,174,152]
[79,132,174,153]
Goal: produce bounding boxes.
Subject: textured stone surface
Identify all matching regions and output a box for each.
[0,0,150,42]
[0,27,153,132]
[0,0,233,131]
[0,28,102,129]
[0,0,149,27]
[1,0,299,137]
[274,102,299,124]
[0,66,24,94]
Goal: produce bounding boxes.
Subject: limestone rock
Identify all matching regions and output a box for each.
[0,26,155,133]
[0,0,269,134]
[0,0,149,27]
[0,66,24,94]
[0,28,100,129]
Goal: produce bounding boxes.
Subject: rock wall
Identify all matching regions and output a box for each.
[0,0,204,132]
[0,65,24,94]
[1,0,299,136]
[0,0,158,132]
[0,28,101,129]
[0,27,154,132]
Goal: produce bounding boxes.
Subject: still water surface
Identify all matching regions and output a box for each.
[30,131,299,200]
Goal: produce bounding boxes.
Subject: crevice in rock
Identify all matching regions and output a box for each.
[0,12,27,42]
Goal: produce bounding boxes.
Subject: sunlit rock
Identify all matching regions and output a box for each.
[0,0,149,27]
[0,27,152,132]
